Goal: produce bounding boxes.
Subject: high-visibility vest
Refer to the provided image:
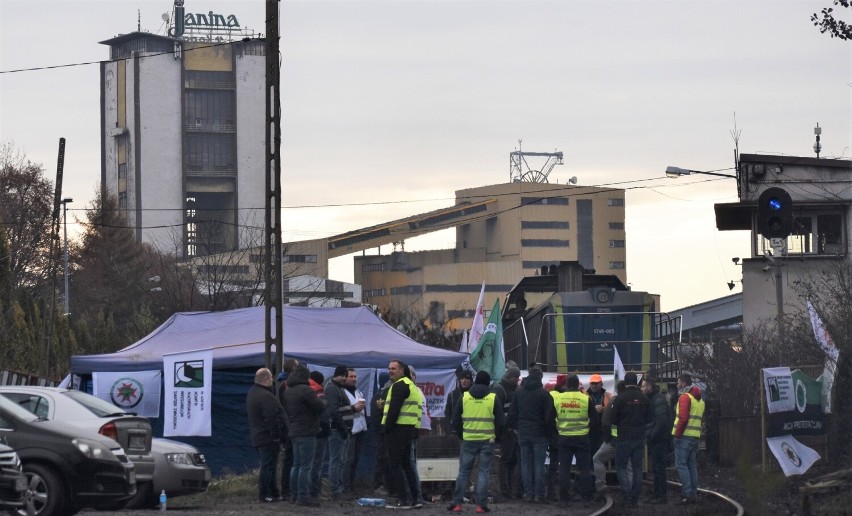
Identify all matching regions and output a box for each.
[382,377,423,426]
[461,392,497,441]
[553,391,590,436]
[672,393,705,438]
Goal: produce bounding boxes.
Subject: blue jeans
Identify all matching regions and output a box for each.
[328,431,349,494]
[518,433,547,500]
[256,443,280,500]
[615,438,644,502]
[289,436,316,502]
[310,437,328,498]
[674,436,699,498]
[557,435,593,501]
[453,440,494,507]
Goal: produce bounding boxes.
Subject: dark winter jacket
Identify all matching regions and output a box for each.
[646,386,671,443]
[324,378,355,436]
[443,386,469,435]
[246,382,288,447]
[508,371,554,439]
[492,378,518,424]
[609,385,651,441]
[283,366,327,438]
[383,377,412,432]
[451,383,505,440]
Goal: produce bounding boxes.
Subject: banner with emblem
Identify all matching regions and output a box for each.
[766,435,821,476]
[163,350,213,437]
[93,370,161,417]
[764,368,825,437]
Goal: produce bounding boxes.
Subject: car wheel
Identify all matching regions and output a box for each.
[122,480,154,509]
[18,464,66,516]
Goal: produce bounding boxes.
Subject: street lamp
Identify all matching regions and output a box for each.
[665,166,737,179]
[61,198,73,315]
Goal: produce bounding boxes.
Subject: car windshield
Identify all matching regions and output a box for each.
[62,390,130,417]
[0,395,40,422]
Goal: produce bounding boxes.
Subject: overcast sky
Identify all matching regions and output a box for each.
[1,0,850,312]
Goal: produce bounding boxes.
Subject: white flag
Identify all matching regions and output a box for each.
[458,331,469,354]
[467,282,486,353]
[613,346,626,384]
[163,350,213,437]
[93,370,162,417]
[808,300,838,413]
[766,435,821,476]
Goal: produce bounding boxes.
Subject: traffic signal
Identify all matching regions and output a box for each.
[757,187,793,239]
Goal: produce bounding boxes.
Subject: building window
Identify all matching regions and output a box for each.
[117,163,127,181]
[609,222,624,230]
[763,212,845,256]
[185,134,236,172]
[391,285,423,295]
[361,262,385,272]
[521,197,569,206]
[609,240,625,248]
[521,239,570,247]
[607,198,625,207]
[118,191,127,211]
[609,261,625,269]
[283,254,318,263]
[185,90,235,129]
[363,288,386,298]
[521,220,570,229]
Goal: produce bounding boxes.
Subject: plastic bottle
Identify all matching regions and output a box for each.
[356,498,385,506]
[159,490,167,511]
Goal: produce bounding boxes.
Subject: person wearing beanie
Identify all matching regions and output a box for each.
[494,362,522,500]
[586,373,611,462]
[609,372,651,507]
[324,365,360,498]
[282,364,326,507]
[444,369,473,435]
[448,369,504,513]
[508,365,553,503]
[554,374,568,392]
[550,375,596,504]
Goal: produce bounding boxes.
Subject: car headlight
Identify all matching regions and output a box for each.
[165,453,194,465]
[72,438,118,461]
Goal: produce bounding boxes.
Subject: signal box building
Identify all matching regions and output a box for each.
[99,12,265,258]
[715,153,852,329]
[354,182,628,330]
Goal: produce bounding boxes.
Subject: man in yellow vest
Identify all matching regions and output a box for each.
[448,371,505,514]
[382,359,423,510]
[552,374,596,504]
[672,373,705,505]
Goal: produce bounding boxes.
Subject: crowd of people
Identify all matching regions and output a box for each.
[245,358,705,511]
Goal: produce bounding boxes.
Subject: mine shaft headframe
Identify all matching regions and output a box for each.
[509,147,564,183]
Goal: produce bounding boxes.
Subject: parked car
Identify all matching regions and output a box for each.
[0,442,26,511]
[0,386,155,501]
[0,395,136,516]
[0,387,209,508]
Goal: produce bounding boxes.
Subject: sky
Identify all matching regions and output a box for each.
[1,0,850,312]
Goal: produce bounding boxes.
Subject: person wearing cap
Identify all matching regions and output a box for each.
[448,370,504,514]
[586,374,611,458]
[508,365,553,503]
[324,365,363,498]
[444,368,473,436]
[551,374,596,504]
[493,362,521,500]
[609,372,651,508]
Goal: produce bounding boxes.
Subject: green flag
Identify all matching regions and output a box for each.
[469,299,506,383]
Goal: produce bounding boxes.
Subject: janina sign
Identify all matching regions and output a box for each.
[184,11,240,29]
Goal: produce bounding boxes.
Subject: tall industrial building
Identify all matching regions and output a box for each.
[354,181,628,330]
[99,7,265,258]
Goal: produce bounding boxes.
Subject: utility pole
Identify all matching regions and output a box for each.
[264,0,283,374]
[61,198,73,315]
[44,138,66,377]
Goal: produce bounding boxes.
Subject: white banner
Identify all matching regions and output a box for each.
[763,367,795,414]
[163,350,212,437]
[93,370,161,417]
[766,435,821,476]
[613,346,626,384]
[416,369,457,418]
[808,300,838,413]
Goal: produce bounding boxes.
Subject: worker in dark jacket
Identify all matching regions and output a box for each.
[508,365,553,502]
[641,377,670,504]
[324,365,363,497]
[609,372,651,507]
[247,368,288,503]
[282,364,326,507]
[493,363,521,499]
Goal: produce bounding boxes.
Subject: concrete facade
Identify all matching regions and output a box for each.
[354,182,628,330]
[100,32,265,257]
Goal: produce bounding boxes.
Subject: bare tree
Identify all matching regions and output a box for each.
[812,0,852,40]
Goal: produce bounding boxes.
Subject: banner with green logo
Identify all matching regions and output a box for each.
[765,368,825,437]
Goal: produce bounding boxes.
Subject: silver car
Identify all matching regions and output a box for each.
[133,438,210,508]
